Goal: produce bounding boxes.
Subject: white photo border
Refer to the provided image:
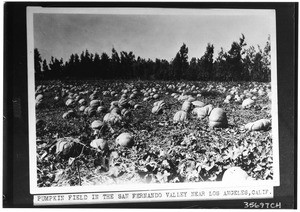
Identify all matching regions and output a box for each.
[27,6,279,196]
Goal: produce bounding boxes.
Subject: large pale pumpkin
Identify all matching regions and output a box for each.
[116,132,134,147]
[173,110,188,123]
[192,104,213,119]
[222,167,250,183]
[244,119,271,131]
[209,108,228,128]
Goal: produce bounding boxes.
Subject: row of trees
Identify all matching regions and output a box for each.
[34,34,271,82]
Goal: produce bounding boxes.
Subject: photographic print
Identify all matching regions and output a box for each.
[27,7,279,204]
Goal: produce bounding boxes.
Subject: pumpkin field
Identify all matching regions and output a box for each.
[35,80,273,187]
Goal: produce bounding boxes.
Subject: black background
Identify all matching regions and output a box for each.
[3,2,297,208]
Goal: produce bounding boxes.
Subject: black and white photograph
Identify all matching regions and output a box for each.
[26,6,280,205]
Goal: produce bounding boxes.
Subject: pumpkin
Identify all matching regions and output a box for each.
[181,101,192,112]
[178,95,190,102]
[78,99,86,105]
[129,93,136,99]
[110,106,121,115]
[152,100,165,114]
[87,107,96,117]
[89,93,98,100]
[118,98,129,108]
[244,119,271,131]
[110,101,119,107]
[242,98,255,109]
[79,106,86,112]
[209,108,228,128]
[110,91,117,96]
[97,106,106,113]
[116,132,134,147]
[83,106,90,115]
[128,100,135,107]
[191,100,205,108]
[65,99,75,107]
[36,85,42,93]
[173,110,188,123]
[121,93,128,99]
[222,167,250,183]
[153,94,159,99]
[91,120,104,130]
[90,138,108,151]
[103,113,122,125]
[36,98,43,107]
[36,94,43,101]
[192,105,210,119]
[62,110,75,119]
[121,108,131,117]
[134,104,142,109]
[192,104,213,118]
[51,137,79,157]
[90,100,102,108]
[153,100,164,107]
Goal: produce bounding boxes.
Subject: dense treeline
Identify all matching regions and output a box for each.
[34,34,271,82]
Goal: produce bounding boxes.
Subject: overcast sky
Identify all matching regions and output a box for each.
[34,10,274,63]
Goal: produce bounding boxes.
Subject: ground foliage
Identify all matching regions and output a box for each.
[36,80,273,187]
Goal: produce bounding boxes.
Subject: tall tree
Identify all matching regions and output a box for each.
[261,35,271,81]
[34,48,42,79]
[111,48,120,78]
[100,52,110,79]
[120,51,135,79]
[225,34,247,81]
[41,59,49,79]
[198,43,214,81]
[243,45,256,81]
[172,43,189,80]
[186,57,198,80]
[213,48,228,81]
[48,56,64,79]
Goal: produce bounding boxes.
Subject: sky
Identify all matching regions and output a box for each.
[33,9,274,63]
